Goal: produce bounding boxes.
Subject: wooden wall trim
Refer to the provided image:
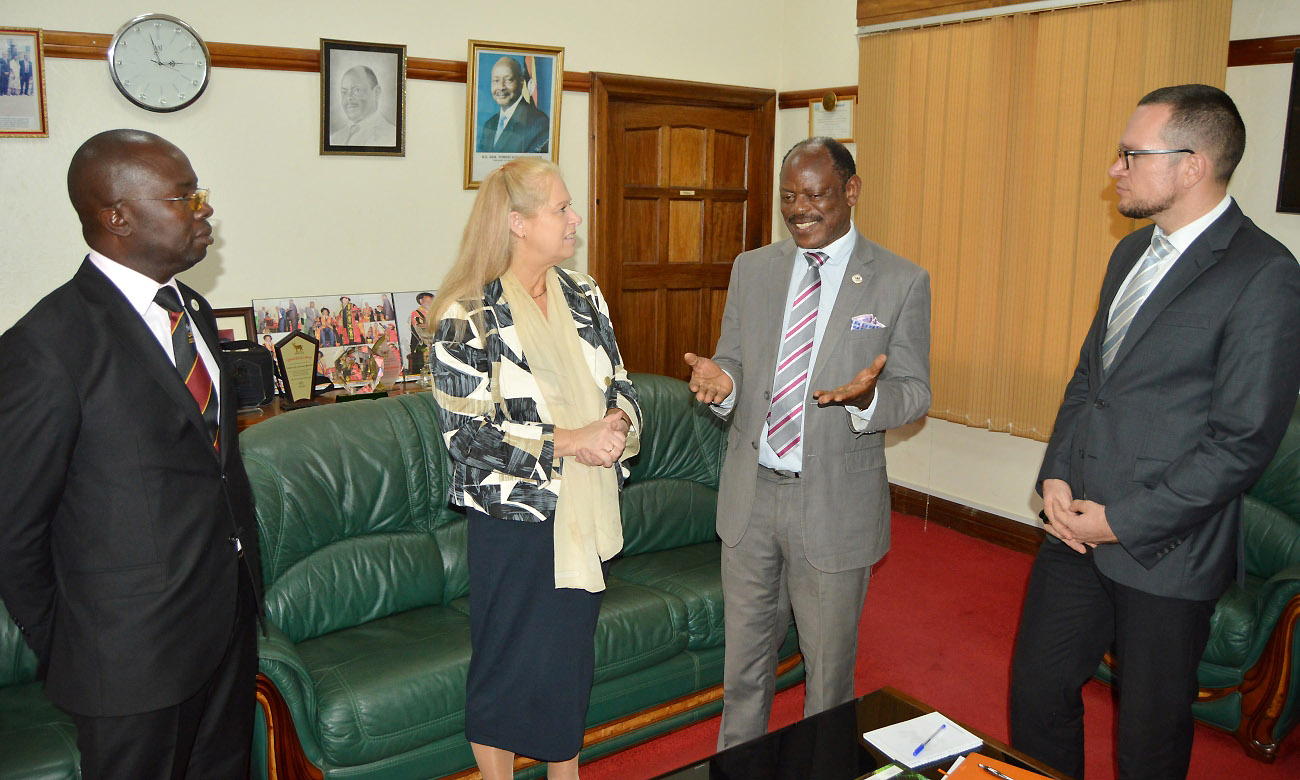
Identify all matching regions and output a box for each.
[776,85,859,110]
[858,0,1034,27]
[889,483,1046,556]
[1228,35,1300,68]
[42,30,590,90]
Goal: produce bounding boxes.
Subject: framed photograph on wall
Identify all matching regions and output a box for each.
[464,40,563,188]
[321,38,406,156]
[213,306,255,343]
[0,27,48,138]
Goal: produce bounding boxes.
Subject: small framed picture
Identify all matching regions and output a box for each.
[0,28,49,139]
[321,38,406,156]
[464,40,563,189]
[809,94,855,144]
[213,306,255,343]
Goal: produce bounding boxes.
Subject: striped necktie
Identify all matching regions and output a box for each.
[1101,233,1176,373]
[766,250,826,458]
[154,287,220,451]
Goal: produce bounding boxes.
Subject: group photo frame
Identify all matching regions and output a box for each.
[464,40,563,188]
[320,38,406,157]
[0,27,48,139]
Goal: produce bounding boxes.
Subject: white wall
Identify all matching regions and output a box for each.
[1,0,787,330]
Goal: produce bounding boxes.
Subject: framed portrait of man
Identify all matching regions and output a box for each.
[464,40,563,188]
[320,38,406,156]
[0,27,48,139]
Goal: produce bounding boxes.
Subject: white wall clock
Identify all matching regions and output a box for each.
[107,13,211,112]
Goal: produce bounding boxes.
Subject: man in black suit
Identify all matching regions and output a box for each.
[0,129,262,779]
[476,56,549,154]
[19,52,33,95]
[1010,85,1300,779]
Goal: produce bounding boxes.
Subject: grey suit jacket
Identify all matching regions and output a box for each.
[1038,201,1300,600]
[712,232,931,572]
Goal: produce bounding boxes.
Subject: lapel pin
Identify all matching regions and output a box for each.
[189,298,200,312]
[851,274,863,285]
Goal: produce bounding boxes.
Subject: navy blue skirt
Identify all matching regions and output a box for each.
[464,507,606,762]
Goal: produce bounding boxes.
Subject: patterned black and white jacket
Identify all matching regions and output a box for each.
[431,268,641,522]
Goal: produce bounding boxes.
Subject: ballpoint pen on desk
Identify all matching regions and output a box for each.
[912,722,946,756]
[978,764,1015,780]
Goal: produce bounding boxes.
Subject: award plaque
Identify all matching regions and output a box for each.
[275,330,321,405]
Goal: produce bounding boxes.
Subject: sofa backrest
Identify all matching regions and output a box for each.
[0,599,38,689]
[1243,397,1300,580]
[620,373,729,555]
[241,392,460,644]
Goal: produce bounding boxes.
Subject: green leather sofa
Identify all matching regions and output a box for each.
[1096,397,1300,761]
[241,372,803,779]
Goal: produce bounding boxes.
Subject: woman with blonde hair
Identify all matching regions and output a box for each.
[430,158,641,779]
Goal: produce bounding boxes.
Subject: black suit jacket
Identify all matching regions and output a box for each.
[477,99,550,154]
[1039,201,1300,600]
[0,258,263,717]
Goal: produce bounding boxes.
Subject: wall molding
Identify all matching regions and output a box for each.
[1228,35,1300,68]
[889,483,1046,556]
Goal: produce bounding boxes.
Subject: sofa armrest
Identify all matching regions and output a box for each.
[257,620,325,764]
[1253,564,1300,654]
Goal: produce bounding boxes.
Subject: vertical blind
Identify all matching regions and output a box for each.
[855,0,1231,441]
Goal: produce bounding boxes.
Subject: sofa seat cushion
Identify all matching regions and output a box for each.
[0,682,79,780]
[592,578,689,684]
[1200,577,1262,672]
[297,605,472,768]
[609,542,724,650]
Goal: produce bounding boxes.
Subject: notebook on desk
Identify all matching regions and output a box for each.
[862,710,983,768]
[945,753,1054,779]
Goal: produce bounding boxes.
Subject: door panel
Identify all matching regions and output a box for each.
[590,73,775,381]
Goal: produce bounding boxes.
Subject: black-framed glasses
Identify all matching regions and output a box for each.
[116,188,210,212]
[1116,149,1193,170]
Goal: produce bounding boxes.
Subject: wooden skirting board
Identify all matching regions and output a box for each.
[889,483,1046,556]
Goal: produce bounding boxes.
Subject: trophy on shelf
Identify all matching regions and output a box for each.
[274,330,321,407]
[332,343,378,395]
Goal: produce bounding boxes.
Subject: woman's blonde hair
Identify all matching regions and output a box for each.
[431,158,561,334]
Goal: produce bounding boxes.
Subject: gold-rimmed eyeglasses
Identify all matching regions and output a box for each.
[1116,149,1193,170]
[116,188,210,212]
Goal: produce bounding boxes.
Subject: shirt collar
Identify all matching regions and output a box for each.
[1157,194,1233,255]
[88,249,179,317]
[799,227,857,268]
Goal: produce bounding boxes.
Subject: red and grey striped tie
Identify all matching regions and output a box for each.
[155,287,220,451]
[766,250,826,458]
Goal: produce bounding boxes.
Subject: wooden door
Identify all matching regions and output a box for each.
[589,73,775,380]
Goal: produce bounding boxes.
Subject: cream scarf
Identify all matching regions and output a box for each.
[500,267,622,592]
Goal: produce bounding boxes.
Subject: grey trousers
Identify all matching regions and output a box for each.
[717,468,871,749]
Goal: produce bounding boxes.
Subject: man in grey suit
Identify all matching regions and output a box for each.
[686,137,931,748]
[1010,85,1300,779]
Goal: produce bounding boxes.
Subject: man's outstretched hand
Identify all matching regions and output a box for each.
[684,353,734,404]
[813,354,887,408]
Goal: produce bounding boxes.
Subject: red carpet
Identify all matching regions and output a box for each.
[581,511,1300,779]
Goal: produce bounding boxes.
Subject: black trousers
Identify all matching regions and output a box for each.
[70,573,259,780]
[1009,540,1216,780]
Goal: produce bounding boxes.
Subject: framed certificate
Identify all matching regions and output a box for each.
[810,94,855,143]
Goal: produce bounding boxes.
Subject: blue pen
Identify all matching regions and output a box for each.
[912,722,946,756]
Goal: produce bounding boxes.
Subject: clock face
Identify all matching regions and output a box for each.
[108,14,211,112]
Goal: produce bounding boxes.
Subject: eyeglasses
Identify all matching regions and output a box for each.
[1116,149,1193,170]
[116,188,210,211]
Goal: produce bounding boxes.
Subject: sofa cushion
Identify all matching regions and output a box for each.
[0,682,78,780]
[592,579,689,684]
[297,605,472,768]
[610,543,725,650]
[1242,495,1300,580]
[621,480,720,555]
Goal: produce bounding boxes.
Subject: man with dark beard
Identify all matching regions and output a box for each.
[1010,85,1300,779]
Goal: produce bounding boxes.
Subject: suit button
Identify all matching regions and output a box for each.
[1078,449,1085,457]
[751,441,759,450]
[764,391,771,400]
[1094,400,1107,409]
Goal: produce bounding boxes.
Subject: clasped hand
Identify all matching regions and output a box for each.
[573,411,629,468]
[1040,478,1118,552]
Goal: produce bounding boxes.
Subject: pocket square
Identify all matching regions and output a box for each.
[851,313,886,330]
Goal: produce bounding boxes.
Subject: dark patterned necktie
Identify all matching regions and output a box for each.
[154,287,219,451]
[767,250,827,457]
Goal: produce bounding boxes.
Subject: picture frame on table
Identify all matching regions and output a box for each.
[252,292,400,392]
[464,39,563,188]
[213,306,255,343]
[0,27,49,139]
[320,38,406,157]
